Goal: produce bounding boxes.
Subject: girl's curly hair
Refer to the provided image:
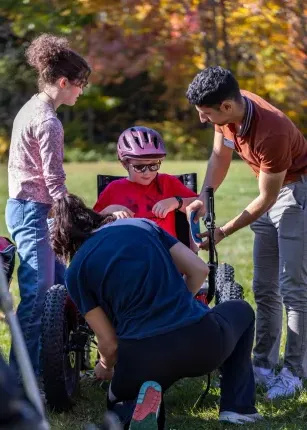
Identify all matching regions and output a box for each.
[26,33,91,91]
[51,194,116,263]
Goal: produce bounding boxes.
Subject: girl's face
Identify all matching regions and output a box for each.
[56,77,85,106]
[62,82,84,106]
[125,158,162,185]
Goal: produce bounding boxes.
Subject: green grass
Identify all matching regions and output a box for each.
[0,161,304,429]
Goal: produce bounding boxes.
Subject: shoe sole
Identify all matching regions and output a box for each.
[219,412,264,424]
[219,417,255,424]
[129,381,162,429]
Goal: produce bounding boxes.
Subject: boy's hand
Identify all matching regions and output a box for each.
[152,198,178,218]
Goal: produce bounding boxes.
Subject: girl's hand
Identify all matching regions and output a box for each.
[94,361,114,381]
[113,210,134,219]
[152,198,178,218]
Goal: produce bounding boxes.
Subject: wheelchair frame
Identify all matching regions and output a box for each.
[39,172,244,412]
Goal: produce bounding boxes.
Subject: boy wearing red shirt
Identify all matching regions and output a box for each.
[93,126,197,238]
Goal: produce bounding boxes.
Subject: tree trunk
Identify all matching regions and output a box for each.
[220,0,231,69]
[199,0,219,66]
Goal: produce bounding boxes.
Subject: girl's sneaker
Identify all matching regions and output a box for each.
[129,381,162,429]
[266,367,303,400]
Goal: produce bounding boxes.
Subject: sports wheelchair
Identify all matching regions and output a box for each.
[40,172,244,411]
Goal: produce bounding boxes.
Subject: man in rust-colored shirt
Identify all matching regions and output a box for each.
[186,66,307,401]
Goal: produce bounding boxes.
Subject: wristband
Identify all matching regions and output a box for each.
[220,226,228,238]
[174,196,183,211]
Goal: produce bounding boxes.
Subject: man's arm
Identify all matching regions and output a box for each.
[221,169,287,236]
[199,169,287,250]
[187,131,233,221]
[200,131,233,196]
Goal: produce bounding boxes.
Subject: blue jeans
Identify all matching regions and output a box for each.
[5,198,65,376]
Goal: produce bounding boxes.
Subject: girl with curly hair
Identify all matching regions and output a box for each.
[5,33,91,377]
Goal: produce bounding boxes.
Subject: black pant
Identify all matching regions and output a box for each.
[109,300,256,427]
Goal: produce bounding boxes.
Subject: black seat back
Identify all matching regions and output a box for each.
[97,173,197,247]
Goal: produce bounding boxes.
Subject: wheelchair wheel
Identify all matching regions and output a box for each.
[41,284,82,411]
[215,263,244,305]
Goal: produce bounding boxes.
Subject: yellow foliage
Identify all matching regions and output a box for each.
[287,110,299,121]
[135,4,153,21]
[0,134,10,162]
[75,0,306,128]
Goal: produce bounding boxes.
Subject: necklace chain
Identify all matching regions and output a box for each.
[41,91,55,110]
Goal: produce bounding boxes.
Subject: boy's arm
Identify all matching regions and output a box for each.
[169,175,198,213]
[152,176,198,217]
[177,196,198,213]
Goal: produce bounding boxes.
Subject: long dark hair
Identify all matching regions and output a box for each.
[51,194,116,263]
[26,33,91,91]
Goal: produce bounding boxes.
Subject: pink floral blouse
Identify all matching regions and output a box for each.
[8,95,67,205]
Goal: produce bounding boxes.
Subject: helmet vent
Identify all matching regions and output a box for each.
[153,136,158,148]
[123,135,132,149]
[143,131,149,143]
[133,136,141,146]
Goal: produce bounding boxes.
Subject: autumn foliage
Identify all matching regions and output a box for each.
[0,0,306,160]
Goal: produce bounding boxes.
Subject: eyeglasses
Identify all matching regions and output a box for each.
[129,162,161,173]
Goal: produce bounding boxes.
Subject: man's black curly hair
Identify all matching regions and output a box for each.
[186,66,241,107]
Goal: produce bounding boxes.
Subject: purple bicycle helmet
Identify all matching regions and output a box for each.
[117,126,167,160]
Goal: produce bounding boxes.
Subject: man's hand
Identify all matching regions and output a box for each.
[152,198,178,218]
[186,199,206,223]
[94,361,114,381]
[197,227,226,250]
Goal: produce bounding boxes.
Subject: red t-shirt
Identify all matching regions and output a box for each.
[93,174,197,238]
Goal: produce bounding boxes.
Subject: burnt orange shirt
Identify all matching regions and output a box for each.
[215,90,307,183]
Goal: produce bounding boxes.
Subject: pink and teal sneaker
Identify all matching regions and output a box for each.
[129,381,162,429]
